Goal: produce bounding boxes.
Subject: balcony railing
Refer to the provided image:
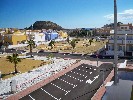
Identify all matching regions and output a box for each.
[110,30,133,34]
[109,39,133,44]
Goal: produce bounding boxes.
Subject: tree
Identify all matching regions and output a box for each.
[89,39,93,45]
[47,53,54,60]
[6,53,21,74]
[0,41,3,48]
[67,37,70,43]
[49,40,55,49]
[70,39,76,49]
[27,39,35,57]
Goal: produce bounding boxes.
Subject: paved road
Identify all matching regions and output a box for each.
[27,52,126,63]
[20,63,113,100]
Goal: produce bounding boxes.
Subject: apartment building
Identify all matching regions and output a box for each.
[106,23,133,56]
[0,29,28,45]
[96,28,110,36]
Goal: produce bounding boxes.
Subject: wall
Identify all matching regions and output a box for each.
[106,50,124,56]
[12,35,27,45]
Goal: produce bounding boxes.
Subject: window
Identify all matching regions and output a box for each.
[108,46,110,50]
[119,46,122,51]
[121,27,124,29]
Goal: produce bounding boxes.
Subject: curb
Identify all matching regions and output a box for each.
[91,69,114,100]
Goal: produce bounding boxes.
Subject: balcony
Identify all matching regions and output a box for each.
[110,30,133,34]
[109,39,133,44]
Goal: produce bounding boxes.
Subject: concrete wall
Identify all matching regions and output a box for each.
[105,80,132,100]
[106,50,124,56]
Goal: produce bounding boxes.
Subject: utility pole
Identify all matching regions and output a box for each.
[114,0,118,85]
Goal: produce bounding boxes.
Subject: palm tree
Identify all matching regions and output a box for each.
[49,40,55,49]
[27,39,35,57]
[67,37,70,43]
[89,39,93,45]
[70,39,76,50]
[6,53,21,74]
[47,53,54,60]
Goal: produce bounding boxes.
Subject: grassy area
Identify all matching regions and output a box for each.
[0,57,50,79]
[37,39,107,54]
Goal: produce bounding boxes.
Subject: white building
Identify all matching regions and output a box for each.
[33,32,45,45]
[106,23,133,56]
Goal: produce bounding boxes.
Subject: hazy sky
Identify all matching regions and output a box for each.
[0,0,133,29]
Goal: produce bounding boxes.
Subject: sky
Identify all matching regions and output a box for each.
[0,0,133,29]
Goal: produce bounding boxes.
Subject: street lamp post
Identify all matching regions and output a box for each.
[0,71,1,81]
[114,0,118,85]
[125,34,127,56]
[100,69,106,86]
[2,34,5,53]
[96,50,99,67]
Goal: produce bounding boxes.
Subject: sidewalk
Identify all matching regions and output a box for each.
[91,69,114,100]
[91,62,133,100]
[119,64,133,71]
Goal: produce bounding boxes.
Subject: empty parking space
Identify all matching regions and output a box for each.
[20,63,113,100]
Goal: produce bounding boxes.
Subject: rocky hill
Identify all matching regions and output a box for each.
[28,21,63,30]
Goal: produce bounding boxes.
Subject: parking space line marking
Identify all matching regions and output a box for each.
[29,95,35,100]
[66,74,82,82]
[41,88,61,100]
[72,71,86,78]
[51,83,71,95]
[51,83,67,92]
[79,69,88,73]
[59,78,77,88]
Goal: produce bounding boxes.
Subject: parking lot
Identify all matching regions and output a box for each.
[20,63,113,100]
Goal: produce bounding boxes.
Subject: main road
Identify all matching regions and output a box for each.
[27,51,125,63]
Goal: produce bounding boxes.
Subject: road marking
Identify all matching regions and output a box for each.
[41,88,61,100]
[59,78,77,88]
[29,95,35,100]
[51,83,71,95]
[65,90,71,95]
[72,71,86,78]
[51,83,67,92]
[86,75,99,84]
[81,69,88,73]
[66,74,82,82]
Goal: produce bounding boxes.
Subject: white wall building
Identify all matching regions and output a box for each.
[106,23,133,56]
[33,32,45,45]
